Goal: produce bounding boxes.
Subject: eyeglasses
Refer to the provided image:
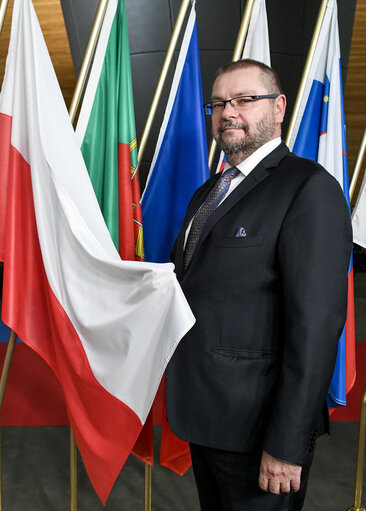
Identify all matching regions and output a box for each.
[203,94,280,116]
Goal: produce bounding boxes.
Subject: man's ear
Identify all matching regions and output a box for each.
[275,94,287,124]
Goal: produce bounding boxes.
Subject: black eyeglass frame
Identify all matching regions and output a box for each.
[203,94,280,116]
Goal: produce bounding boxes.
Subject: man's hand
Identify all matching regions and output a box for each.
[258,450,302,494]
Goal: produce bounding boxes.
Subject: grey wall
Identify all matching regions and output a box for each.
[60,0,356,187]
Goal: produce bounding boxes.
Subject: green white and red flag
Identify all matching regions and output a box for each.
[76,0,143,261]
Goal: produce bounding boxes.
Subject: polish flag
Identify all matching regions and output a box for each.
[0,0,194,503]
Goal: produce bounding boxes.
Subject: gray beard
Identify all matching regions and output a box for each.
[214,118,276,158]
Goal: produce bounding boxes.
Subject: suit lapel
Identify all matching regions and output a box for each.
[199,163,270,248]
[174,173,221,276]
[180,143,290,274]
[204,143,289,235]
[204,142,290,237]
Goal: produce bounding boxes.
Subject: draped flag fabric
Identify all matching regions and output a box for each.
[0,0,195,503]
[352,165,366,248]
[140,3,209,474]
[216,0,271,173]
[0,321,68,426]
[287,0,356,408]
[75,0,143,262]
[75,0,152,466]
[242,0,271,64]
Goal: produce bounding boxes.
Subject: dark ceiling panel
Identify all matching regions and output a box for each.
[126,0,172,54]
[60,0,99,75]
[267,0,306,57]
[184,0,241,51]
[130,52,175,165]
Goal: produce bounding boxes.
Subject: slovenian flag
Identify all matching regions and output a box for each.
[216,0,271,173]
[287,0,356,408]
[140,3,209,263]
[0,0,194,503]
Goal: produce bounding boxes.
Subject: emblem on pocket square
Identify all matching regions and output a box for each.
[235,227,247,237]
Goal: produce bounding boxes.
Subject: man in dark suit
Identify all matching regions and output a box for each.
[166,59,352,510]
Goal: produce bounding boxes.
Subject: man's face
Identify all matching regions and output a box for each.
[211,67,285,159]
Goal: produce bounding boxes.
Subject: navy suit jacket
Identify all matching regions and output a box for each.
[166,142,353,465]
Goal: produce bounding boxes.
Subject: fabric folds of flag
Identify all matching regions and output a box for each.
[140,4,209,473]
[242,0,271,64]
[216,0,271,173]
[287,0,356,408]
[0,0,195,503]
[76,0,143,261]
[75,0,152,465]
[0,320,68,425]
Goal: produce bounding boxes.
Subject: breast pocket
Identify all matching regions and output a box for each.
[216,235,265,248]
[212,346,276,359]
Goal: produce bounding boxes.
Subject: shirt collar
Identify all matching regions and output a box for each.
[222,137,282,177]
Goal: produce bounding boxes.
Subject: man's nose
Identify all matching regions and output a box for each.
[222,100,238,119]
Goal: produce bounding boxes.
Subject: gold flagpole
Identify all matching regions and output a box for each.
[0,330,17,511]
[67,2,111,508]
[285,0,329,147]
[0,0,10,35]
[70,428,78,511]
[144,463,152,511]
[137,0,192,167]
[346,383,366,511]
[68,0,109,124]
[207,0,256,171]
[137,2,193,508]
[349,126,366,204]
[0,330,17,410]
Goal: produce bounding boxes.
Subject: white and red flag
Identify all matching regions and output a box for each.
[0,0,194,503]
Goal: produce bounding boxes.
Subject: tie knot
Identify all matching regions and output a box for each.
[222,167,240,183]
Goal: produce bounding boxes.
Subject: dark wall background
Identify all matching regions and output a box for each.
[60,0,356,188]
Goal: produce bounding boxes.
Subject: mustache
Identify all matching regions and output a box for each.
[218,121,248,134]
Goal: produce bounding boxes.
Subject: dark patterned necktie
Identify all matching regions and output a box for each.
[184,166,240,270]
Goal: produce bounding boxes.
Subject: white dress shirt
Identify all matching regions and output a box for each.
[184,137,282,247]
[219,137,282,198]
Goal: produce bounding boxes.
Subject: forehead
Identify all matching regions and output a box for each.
[212,67,266,98]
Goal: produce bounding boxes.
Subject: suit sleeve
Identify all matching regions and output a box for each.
[262,168,353,465]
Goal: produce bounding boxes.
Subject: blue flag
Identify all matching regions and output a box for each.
[288,0,356,408]
[141,5,209,263]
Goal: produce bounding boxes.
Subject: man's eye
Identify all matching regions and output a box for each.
[212,102,224,109]
[235,97,251,106]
